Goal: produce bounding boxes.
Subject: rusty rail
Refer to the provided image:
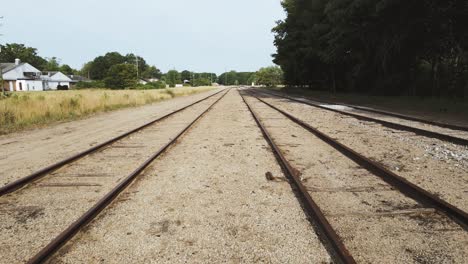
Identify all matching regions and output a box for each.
[239,90,356,264]
[257,89,468,146]
[248,90,468,230]
[0,89,226,197]
[27,89,230,264]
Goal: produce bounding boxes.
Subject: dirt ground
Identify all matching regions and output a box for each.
[0,87,466,263]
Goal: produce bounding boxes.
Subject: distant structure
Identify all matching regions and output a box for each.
[0,59,43,91]
[41,72,72,90]
[0,59,72,91]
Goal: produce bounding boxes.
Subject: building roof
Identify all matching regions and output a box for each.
[68,75,91,82]
[0,63,23,73]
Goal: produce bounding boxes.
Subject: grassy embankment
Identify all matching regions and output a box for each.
[266,86,468,124]
[0,87,215,135]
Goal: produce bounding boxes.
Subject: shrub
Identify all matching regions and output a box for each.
[75,81,106,89]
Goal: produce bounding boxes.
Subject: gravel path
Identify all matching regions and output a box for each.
[0,92,226,263]
[0,89,221,187]
[255,93,468,212]
[244,93,468,263]
[49,89,330,263]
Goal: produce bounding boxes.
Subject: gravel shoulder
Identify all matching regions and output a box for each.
[255,93,468,212]
[244,93,468,263]
[48,89,330,263]
[0,88,221,187]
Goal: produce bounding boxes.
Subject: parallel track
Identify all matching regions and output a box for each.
[27,89,230,264]
[247,90,468,230]
[257,89,468,146]
[239,90,356,264]
[0,89,226,196]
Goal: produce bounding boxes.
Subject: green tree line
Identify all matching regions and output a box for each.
[273,0,468,97]
[0,43,78,74]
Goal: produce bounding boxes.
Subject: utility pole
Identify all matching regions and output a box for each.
[135,55,139,79]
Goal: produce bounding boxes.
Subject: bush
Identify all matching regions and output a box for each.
[104,64,138,89]
[75,81,106,89]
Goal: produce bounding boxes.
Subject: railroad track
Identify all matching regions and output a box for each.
[0,89,226,196]
[240,89,468,263]
[0,89,229,263]
[256,89,468,146]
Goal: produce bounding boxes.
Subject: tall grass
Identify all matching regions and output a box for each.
[0,87,214,134]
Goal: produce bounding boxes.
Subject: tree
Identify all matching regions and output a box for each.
[43,57,61,72]
[255,66,283,87]
[165,70,181,87]
[193,78,211,87]
[0,43,47,70]
[59,64,75,75]
[141,66,162,79]
[272,0,468,97]
[104,64,137,89]
[87,52,127,80]
[181,70,192,82]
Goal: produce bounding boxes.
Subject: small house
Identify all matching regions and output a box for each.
[41,72,73,90]
[0,59,44,91]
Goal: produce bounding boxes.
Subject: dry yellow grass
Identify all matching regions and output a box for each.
[0,87,215,134]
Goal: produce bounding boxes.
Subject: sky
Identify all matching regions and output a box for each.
[0,0,285,74]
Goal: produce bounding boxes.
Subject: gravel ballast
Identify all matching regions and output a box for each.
[244,93,468,263]
[49,89,330,263]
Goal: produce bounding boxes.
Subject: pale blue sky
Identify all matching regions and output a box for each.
[0,0,285,74]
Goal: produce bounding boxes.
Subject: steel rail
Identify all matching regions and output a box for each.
[256,89,468,146]
[27,89,230,264]
[0,89,226,197]
[239,90,356,264]
[248,90,468,230]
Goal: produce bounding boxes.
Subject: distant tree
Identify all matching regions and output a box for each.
[181,70,192,82]
[88,52,127,80]
[104,64,137,89]
[59,64,75,75]
[256,66,283,87]
[166,70,181,87]
[126,53,149,76]
[79,62,92,79]
[43,57,61,72]
[218,71,254,85]
[141,66,162,79]
[0,43,47,69]
[193,78,211,87]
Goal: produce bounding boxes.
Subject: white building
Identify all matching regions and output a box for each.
[41,72,72,90]
[0,59,44,91]
[0,59,72,91]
